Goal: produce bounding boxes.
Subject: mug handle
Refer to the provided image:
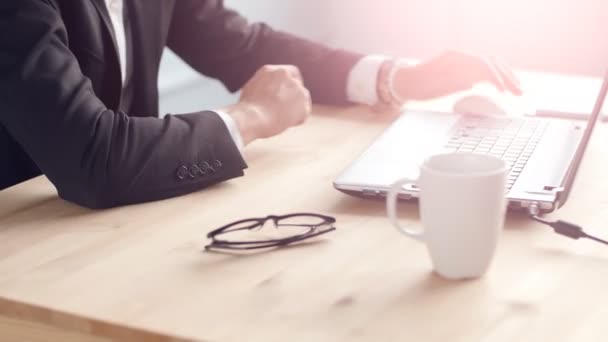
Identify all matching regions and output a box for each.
[386,178,425,240]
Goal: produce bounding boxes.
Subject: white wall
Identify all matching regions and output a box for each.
[325,0,608,76]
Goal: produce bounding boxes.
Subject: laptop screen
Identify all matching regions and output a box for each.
[559,70,608,205]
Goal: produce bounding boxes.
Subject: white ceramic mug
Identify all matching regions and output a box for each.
[386,153,508,279]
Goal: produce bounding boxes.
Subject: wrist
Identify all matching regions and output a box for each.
[377,59,409,107]
[220,102,264,145]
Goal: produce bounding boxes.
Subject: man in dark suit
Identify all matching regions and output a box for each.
[0,0,521,209]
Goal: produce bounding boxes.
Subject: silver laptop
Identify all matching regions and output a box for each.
[334,72,608,214]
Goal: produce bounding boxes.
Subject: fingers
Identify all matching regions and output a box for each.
[297,87,312,125]
[262,64,303,84]
[285,65,304,83]
[491,57,523,95]
[264,65,311,126]
[240,64,311,138]
[436,51,522,96]
[286,78,312,125]
[478,55,523,96]
[279,75,308,99]
[481,56,507,93]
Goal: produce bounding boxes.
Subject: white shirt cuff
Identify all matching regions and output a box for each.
[213,110,245,156]
[346,55,389,106]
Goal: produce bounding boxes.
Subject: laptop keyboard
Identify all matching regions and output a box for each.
[440,116,549,190]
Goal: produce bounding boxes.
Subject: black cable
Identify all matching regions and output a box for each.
[585,234,608,246]
[528,203,608,246]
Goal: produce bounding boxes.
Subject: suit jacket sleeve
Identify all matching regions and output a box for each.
[0,0,247,209]
[167,0,364,105]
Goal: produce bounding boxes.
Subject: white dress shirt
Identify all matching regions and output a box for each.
[105,0,127,84]
[104,0,384,155]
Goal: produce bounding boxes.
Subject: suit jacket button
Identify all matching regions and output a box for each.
[201,161,215,173]
[176,166,188,180]
[198,163,208,175]
[189,165,201,178]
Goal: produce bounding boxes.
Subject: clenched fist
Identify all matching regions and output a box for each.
[222,65,312,145]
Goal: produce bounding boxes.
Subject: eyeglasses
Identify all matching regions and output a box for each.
[205,213,337,251]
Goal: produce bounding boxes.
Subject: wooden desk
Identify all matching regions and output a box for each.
[2,79,608,342]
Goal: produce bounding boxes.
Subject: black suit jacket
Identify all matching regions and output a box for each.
[0,0,361,208]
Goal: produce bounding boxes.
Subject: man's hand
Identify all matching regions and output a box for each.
[221,65,312,145]
[392,51,523,101]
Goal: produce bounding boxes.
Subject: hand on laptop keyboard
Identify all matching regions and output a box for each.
[392,51,523,100]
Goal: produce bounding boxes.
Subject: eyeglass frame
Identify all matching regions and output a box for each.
[205,213,337,251]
